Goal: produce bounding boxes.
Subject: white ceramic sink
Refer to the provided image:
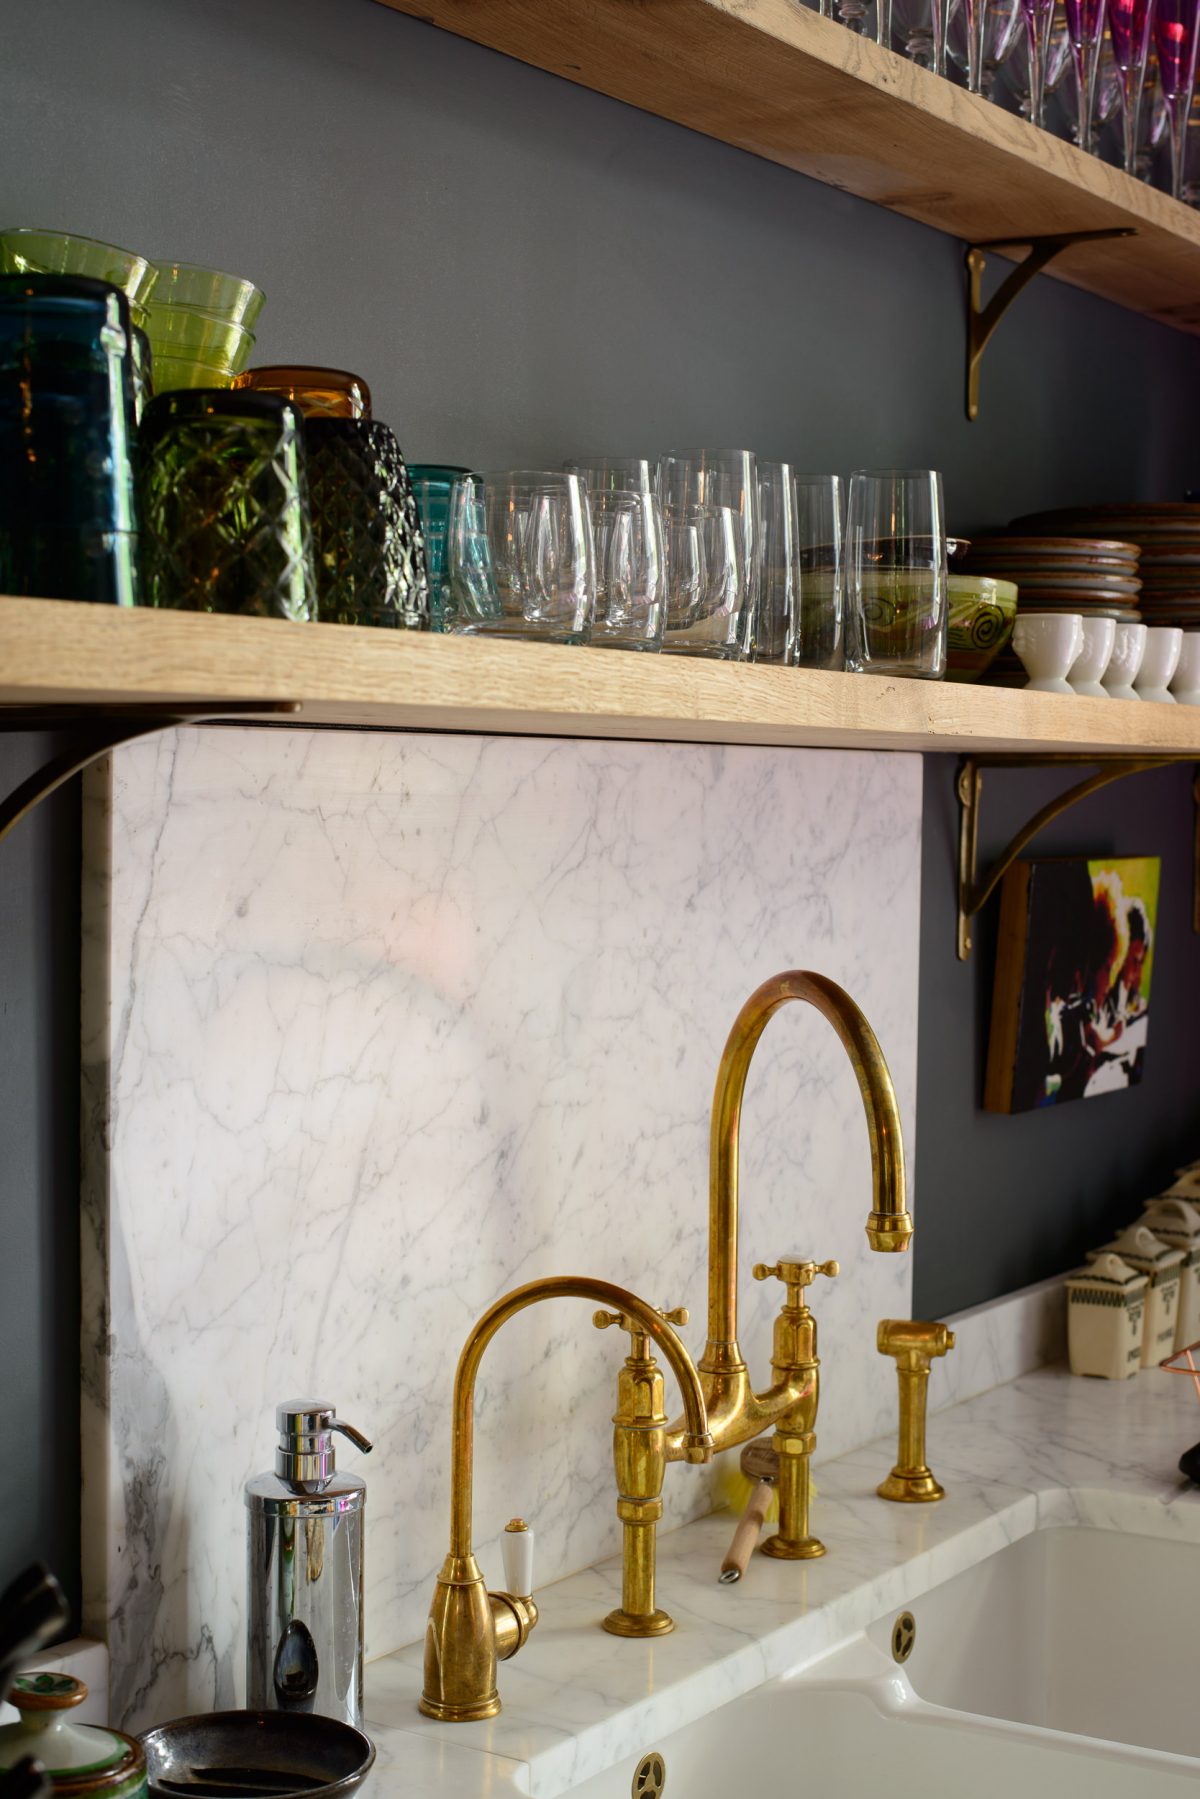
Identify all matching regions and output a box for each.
[565,1522,1200,1799]
[866,1522,1199,1759]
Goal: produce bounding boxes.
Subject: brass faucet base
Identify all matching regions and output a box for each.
[602,1607,675,1637]
[761,1532,826,1560]
[877,1470,945,1504]
[419,1692,501,1722]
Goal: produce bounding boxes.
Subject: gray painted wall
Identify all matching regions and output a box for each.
[914,760,1200,1318]
[2,0,1198,511]
[0,736,81,1627]
[1,0,1198,1620]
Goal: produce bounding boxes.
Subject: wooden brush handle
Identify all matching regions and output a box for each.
[719,1481,773,1582]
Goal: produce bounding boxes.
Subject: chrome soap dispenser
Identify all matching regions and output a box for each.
[246,1401,372,1729]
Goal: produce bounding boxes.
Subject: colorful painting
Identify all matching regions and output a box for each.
[984,855,1160,1114]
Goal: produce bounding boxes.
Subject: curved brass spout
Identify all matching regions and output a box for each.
[449,1276,712,1557]
[708,972,912,1355]
[666,971,913,1463]
[421,1275,712,1721]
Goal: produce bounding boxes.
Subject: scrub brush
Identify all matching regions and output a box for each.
[717,1415,817,1582]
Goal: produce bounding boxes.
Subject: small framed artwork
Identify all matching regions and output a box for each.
[984,854,1160,1114]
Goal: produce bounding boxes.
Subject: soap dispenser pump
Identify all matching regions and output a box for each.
[246,1401,373,1729]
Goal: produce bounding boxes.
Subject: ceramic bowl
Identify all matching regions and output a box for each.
[1102,619,1147,698]
[1134,624,1183,703]
[945,573,1018,682]
[1067,614,1116,698]
[1011,611,1084,694]
[1169,631,1200,705]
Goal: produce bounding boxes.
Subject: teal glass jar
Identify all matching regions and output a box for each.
[409,464,469,632]
[139,389,316,620]
[0,272,140,605]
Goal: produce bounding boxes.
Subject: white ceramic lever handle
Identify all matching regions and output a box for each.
[501,1519,534,1597]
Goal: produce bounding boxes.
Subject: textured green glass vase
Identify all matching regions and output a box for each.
[139,390,315,619]
[305,420,429,627]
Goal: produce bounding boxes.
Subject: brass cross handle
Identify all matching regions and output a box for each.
[753,1257,838,1299]
[593,1304,689,1334]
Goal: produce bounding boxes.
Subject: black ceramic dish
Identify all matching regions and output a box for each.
[139,1712,374,1799]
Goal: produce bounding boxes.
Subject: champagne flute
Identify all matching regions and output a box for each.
[1154,0,1200,194]
[894,0,959,65]
[1021,0,1060,122]
[949,0,1023,92]
[1063,0,1108,147]
[1109,0,1157,173]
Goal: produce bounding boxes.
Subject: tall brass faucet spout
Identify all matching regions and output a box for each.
[708,971,912,1355]
[421,1275,712,1721]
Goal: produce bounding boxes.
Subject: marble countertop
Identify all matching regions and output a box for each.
[363,1363,1200,1798]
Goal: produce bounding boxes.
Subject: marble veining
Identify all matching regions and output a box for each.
[80,727,922,1729]
[934,1275,1066,1413]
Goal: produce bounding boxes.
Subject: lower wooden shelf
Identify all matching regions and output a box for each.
[2,598,1199,756]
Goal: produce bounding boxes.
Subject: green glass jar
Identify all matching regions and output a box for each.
[139,389,316,620]
[305,420,429,627]
[0,1675,147,1799]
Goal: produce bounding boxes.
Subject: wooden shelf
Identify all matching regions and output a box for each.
[375,0,1200,332]
[2,598,1199,755]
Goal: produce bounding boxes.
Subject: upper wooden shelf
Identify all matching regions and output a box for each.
[375,0,1200,331]
[2,598,1199,756]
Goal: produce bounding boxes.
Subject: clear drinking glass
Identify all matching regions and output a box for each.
[846,469,947,679]
[658,450,758,658]
[566,458,664,647]
[658,502,744,658]
[1154,0,1200,194]
[589,487,665,650]
[1109,0,1157,172]
[794,474,845,669]
[756,467,845,668]
[756,463,801,665]
[446,470,594,644]
[565,455,656,497]
[1064,0,1108,145]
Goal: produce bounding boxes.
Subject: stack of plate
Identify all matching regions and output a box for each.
[1013,504,1200,627]
[959,534,1142,621]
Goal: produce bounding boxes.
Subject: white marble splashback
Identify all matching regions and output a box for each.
[938,1277,1067,1414]
[81,727,921,1730]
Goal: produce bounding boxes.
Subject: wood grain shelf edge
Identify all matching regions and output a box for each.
[2,599,1199,757]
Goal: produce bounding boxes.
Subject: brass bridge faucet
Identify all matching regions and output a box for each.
[420,1275,713,1722]
[593,1301,695,1637]
[665,971,914,1559]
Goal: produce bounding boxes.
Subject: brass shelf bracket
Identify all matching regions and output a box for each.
[0,700,301,847]
[956,751,1198,960]
[965,228,1135,421]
